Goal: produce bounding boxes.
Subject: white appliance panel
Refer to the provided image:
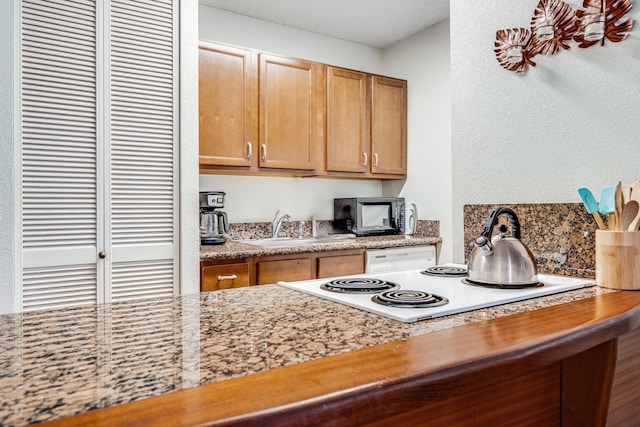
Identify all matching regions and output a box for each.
[278,266,592,323]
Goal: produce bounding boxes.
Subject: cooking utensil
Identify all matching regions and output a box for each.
[615,181,623,231]
[622,183,632,203]
[628,181,640,231]
[467,207,538,286]
[578,187,606,229]
[600,186,616,231]
[621,200,639,232]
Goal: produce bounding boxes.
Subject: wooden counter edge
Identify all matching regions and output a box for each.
[38,290,640,427]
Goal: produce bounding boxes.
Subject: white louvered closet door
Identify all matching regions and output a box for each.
[108,0,177,303]
[20,0,178,311]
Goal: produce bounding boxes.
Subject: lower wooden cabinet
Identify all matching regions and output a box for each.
[317,252,364,279]
[256,257,313,285]
[201,260,251,291]
[200,249,365,290]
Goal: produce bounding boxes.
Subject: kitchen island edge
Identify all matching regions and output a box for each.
[36,290,640,426]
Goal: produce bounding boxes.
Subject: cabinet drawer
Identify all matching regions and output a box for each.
[256,258,313,285]
[317,253,364,279]
[201,263,250,291]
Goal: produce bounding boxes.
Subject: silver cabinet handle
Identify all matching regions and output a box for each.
[217,274,238,281]
[362,152,368,167]
[261,144,267,161]
[373,153,379,168]
[247,142,252,160]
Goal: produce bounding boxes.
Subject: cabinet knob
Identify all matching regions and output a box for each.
[247,142,252,160]
[373,153,379,168]
[98,251,107,259]
[362,152,368,167]
[217,274,238,281]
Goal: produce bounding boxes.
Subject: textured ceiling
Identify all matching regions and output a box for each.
[198,0,450,48]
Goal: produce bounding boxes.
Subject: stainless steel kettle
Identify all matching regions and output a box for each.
[467,207,539,287]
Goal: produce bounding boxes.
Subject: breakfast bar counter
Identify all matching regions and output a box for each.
[3,279,640,426]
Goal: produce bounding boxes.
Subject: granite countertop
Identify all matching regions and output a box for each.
[0,280,615,426]
[200,234,442,261]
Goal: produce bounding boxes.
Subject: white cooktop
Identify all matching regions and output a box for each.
[278,265,593,323]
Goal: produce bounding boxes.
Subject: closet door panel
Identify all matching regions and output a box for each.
[20,0,100,311]
[109,0,177,299]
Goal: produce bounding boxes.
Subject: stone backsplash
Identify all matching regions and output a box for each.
[463,203,597,279]
[226,219,439,241]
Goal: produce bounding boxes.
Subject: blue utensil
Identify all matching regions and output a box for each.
[578,187,606,229]
[600,185,617,230]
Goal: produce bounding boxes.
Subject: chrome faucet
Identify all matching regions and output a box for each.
[272,209,291,238]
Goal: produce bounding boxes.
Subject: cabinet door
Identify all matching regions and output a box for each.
[201,263,250,291]
[326,67,369,173]
[256,258,313,285]
[371,75,407,176]
[317,253,364,279]
[199,42,257,168]
[259,54,319,171]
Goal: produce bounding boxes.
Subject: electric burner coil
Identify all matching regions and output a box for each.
[320,278,400,294]
[421,266,467,277]
[372,290,449,308]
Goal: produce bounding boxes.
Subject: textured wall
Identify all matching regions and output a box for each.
[0,0,15,314]
[451,0,640,261]
[382,19,453,262]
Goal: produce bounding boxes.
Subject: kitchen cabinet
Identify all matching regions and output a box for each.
[199,42,323,174]
[255,250,365,285]
[370,75,407,176]
[201,260,251,291]
[199,41,406,179]
[199,42,257,168]
[326,67,369,174]
[316,252,365,279]
[255,257,313,285]
[326,67,407,178]
[258,54,323,171]
[201,249,365,289]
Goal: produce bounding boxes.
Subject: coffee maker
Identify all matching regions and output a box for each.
[199,191,230,245]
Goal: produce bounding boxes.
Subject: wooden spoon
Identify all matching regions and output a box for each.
[628,181,640,231]
[615,181,623,231]
[621,200,639,232]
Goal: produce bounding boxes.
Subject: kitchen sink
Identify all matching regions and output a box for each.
[236,234,356,248]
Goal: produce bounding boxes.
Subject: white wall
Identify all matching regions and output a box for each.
[382,20,452,262]
[451,1,640,261]
[0,0,15,314]
[179,0,201,294]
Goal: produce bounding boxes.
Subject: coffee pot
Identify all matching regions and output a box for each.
[199,191,230,245]
[467,207,539,287]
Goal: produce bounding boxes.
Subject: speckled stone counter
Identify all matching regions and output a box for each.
[0,282,615,426]
[201,235,442,261]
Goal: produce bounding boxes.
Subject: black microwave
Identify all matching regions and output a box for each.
[333,197,405,236]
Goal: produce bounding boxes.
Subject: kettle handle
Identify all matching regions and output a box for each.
[479,207,521,240]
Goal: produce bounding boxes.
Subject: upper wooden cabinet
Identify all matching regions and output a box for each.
[326,67,407,178]
[198,42,257,168]
[326,67,369,174]
[371,75,407,176]
[259,54,322,171]
[199,42,322,174]
[198,40,406,179]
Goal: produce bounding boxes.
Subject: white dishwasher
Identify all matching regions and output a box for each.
[365,245,436,274]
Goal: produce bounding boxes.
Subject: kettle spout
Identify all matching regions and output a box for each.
[474,235,493,255]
